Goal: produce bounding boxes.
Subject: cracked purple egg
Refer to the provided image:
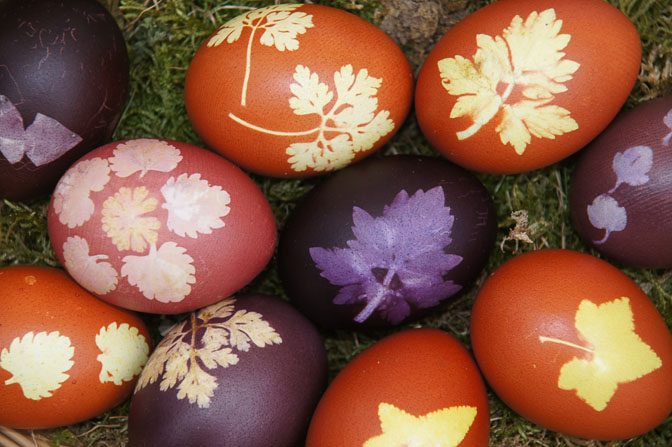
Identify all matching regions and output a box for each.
[0,0,128,201]
[278,155,497,330]
[570,95,672,268]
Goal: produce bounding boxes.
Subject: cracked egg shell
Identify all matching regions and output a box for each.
[470,249,672,440]
[0,265,151,429]
[47,138,277,314]
[278,155,497,330]
[570,95,672,268]
[0,0,129,201]
[415,0,641,174]
[128,294,328,447]
[306,328,490,447]
[184,3,413,178]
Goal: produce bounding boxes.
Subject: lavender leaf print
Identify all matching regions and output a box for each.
[610,145,653,193]
[663,109,672,147]
[309,186,463,325]
[587,194,627,244]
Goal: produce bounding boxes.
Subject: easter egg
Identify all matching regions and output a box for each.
[0,265,151,429]
[470,249,672,440]
[128,294,327,447]
[278,155,497,330]
[0,0,129,201]
[570,95,672,268]
[184,3,413,178]
[415,0,641,174]
[47,138,277,314]
[306,328,490,446]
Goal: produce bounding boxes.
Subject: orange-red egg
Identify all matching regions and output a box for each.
[415,0,641,174]
[306,328,489,446]
[470,249,672,440]
[0,266,151,429]
[185,4,413,177]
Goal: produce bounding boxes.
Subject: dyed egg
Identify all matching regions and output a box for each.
[570,95,672,268]
[47,138,277,314]
[278,155,497,330]
[0,266,151,429]
[470,249,672,440]
[0,0,129,201]
[306,328,490,446]
[128,294,327,447]
[185,4,413,178]
[415,0,641,174]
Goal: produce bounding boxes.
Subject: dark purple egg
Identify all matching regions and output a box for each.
[278,155,497,330]
[128,294,327,447]
[570,95,672,268]
[0,0,129,201]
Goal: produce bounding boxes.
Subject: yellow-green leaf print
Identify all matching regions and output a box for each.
[437,8,580,154]
[363,402,477,447]
[539,297,662,411]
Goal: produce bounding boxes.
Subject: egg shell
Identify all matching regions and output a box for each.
[306,328,490,446]
[570,95,672,268]
[47,138,277,314]
[415,0,641,174]
[278,155,497,330]
[470,249,672,440]
[184,3,413,178]
[0,0,129,201]
[0,266,151,429]
[128,294,327,447]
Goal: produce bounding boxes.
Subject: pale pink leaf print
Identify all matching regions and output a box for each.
[109,139,183,178]
[160,173,231,238]
[587,194,627,244]
[62,236,118,295]
[121,242,196,303]
[610,145,653,193]
[52,157,111,228]
[663,109,672,146]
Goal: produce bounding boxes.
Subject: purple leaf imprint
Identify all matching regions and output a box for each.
[663,109,672,147]
[587,193,627,244]
[610,145,653,193]
[309,186,463,325]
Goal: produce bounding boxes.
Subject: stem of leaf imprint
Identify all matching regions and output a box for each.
[354,267,397,323]
[539,335,594,354]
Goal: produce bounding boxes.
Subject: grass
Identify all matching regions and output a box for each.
[1,0,671,445]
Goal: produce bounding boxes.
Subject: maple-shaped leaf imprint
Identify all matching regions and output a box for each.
[310,186,463,324]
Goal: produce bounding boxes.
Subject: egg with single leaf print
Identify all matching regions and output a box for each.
[0,265,151,429]
[184,3,413,178]
[47,138,277,314]
[470,249,672,440]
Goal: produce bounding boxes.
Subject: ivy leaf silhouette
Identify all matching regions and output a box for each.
[662,108,672,146]
[610,145,653,193]
[587,194,627,244]
[310,186,463,325]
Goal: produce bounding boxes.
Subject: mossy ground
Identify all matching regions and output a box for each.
[1,0,671,445]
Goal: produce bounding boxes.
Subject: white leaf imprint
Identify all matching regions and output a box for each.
[587,194,627,244]
[610,145,653,193]
[62,236,118,295]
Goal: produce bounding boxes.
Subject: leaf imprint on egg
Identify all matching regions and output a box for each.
[207,4,314,106]
[134,298,282,408]
[538,297,662,411]
[96,322,150,385]
[436,8,580,154]
[363,402,477,447]
[309,186,463,325]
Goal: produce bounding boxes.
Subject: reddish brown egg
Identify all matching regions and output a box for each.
[47,138,277,314]
[0,266,151,429]
[0,0,129,201]
[470,249,672,440]
[306,328,490,447]
[415,0,641,174]
[570,95,672,268]
[185,3,413,178]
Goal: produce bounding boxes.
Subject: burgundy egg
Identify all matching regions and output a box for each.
[570,95,672,268]
[0,0,129,201]
[128,294,327,447]
[278,155,497,330]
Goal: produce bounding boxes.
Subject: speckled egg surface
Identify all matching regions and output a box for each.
[570,95,672,268]
[0,0,129,201]
[415,0,641,174]
[47,138,277,314]
[0,266,151,429]
[128,294,327,447]
[185,3,413,177]
[279,155,497,330]
[470,249,672,440]
[306,328,490,446]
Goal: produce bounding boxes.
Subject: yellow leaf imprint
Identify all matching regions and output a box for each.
[539,297,662,411]
[102,186,161,253]
[364,402,477,447]
[96,322,150,386]
[437,8,580,154]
